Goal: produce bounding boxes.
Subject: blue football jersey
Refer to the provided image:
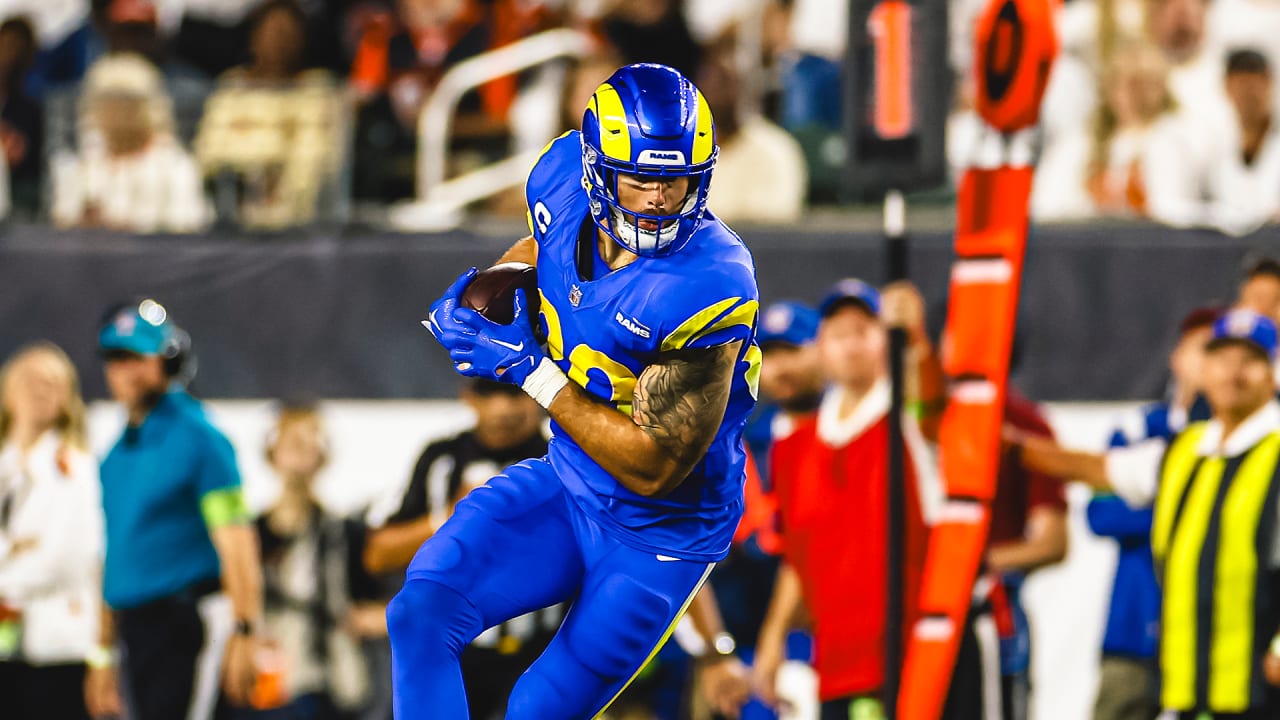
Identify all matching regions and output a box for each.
[525,130,761,561]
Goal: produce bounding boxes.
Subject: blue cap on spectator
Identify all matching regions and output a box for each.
[818,278,881,319]
[99,298,175,356]
[758,301,820,347]
[1208,309,1278,361]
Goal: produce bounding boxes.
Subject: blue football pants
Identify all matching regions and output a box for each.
[387,458,713,719]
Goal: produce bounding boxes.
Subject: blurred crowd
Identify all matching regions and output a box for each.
[0,0,826,233]
[1018,0,1280,233]
[4,0,1280,237]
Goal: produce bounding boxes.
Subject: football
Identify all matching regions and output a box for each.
[459,262,542,329]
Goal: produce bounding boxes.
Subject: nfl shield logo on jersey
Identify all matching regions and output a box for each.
[569,284,583,307]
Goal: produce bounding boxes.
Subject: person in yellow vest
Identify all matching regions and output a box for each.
[1009,308,1280,720]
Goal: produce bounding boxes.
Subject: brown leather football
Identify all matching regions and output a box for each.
[459,262,542,329]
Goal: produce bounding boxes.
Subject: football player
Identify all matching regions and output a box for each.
[395,63,761,718]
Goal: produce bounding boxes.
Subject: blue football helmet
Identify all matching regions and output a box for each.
[580,63,717,257]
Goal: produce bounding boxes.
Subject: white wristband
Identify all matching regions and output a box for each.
[522,357,570,409]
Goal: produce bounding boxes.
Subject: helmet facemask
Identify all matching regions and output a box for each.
[583,143,716,257]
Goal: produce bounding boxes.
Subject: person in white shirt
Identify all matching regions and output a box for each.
[50,52,210,234]
[1008,309,1280,718]
[1033,40,1177,220]
[1145,48,1280,234]
[0,342,101,720]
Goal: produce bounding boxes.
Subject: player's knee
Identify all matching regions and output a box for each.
[387,578,481,657]
[568,575,674,677]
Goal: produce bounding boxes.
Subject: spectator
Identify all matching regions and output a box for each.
[1013,309,1280,719]
[1035,41,1175,220]
[712,300,824,720]
[0,342,100,720]
[1145,48,1280,234]
[346,0,535,201]
[1214,0,1280,100]
[1238,256,1280,326]
[1042,0,1225,228]
[253,404,382,719]
[84,299,264,720]
[697,48,806,224]
[170,0,261,79]
[0,17,43,217]
[364,378,557,719]
[50,53,210,233]
[601,0,702,81]
[1146,0,1227,109]
[1088,42,1177,216]
[194,0,345,230]
[18,1,94,95]
[1089,307,1216,720]
[752,280,940,718]
[96,0,212,120]
[1214,49,1280,231]
[743,301,823,525]
[775,0,845,133]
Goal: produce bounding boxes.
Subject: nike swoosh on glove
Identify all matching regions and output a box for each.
[447,289,547,386]
[422,267,479,352]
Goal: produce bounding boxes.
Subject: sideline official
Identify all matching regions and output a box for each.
[1013,309,1280,719]
[84,299,264,720]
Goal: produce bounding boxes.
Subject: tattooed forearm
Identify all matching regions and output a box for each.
[632,342,740,468]
[543,340,741,497]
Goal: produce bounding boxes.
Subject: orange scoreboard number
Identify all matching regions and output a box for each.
[846,0,948,199]
[868,0,914,140]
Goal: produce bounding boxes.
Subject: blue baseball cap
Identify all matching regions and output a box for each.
[99,298,175,356]
[758,301,820,347]
[1208,309,1278,361]
[818,278,881,319]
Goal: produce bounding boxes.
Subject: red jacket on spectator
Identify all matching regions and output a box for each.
[770,381,936,701]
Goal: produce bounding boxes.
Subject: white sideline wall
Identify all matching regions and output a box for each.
[86,399,1141,720]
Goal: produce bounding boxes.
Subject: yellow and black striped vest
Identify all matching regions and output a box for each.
[1152,422,1280,712]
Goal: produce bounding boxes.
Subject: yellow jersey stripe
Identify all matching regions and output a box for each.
[660,298,740,353]
[744,343,763,400]
[688,299,758,347]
